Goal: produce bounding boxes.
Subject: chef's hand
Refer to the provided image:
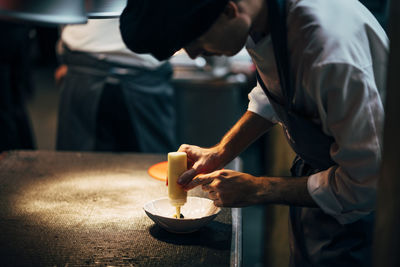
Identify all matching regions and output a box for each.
[177,144,225,186]
[185,169,260,207]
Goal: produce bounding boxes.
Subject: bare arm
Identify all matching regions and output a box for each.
[178,111,274,184]
[184,170,318,207]
[178,110,317,207]
[254,176,317,207]
[217,110,275,165]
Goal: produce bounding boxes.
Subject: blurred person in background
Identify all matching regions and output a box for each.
[0,21,35,152]
[55,18,177,153]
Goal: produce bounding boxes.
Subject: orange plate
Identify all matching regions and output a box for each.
[148,161,167,181]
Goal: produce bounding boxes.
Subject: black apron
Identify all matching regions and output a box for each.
[259,0,374,266]
[57,46,177,153]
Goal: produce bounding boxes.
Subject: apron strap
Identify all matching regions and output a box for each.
[267,0,295,110]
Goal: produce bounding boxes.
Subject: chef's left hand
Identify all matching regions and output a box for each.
[183,169,260,207]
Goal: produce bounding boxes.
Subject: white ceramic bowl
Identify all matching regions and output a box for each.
[143,197,221,233]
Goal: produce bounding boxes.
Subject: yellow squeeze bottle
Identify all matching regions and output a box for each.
[167,152,187,218]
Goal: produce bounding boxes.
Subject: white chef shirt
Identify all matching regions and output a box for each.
[247,0,388,224]
[61,18,163,69]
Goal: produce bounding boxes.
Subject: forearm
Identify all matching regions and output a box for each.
[217,111,274,165]
[255,176,318,207]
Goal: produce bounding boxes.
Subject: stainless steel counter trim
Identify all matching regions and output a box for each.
[231,207,243,267]
[226,158,243,267]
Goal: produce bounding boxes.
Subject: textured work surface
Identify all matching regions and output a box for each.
[0,151,232,266]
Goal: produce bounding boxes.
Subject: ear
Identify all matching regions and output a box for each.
[223,1,239,19]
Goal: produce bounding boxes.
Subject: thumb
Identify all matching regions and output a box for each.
[183,173,215,190]
[177,159,204,185]
[177,168,198,185]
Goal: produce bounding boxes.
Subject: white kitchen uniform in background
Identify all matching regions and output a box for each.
[61,19,162,69]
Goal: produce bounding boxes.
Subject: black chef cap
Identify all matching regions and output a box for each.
[119,0,229,61]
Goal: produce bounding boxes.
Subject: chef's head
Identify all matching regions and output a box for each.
[120,0,252,61]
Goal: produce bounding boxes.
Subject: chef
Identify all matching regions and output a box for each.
[119,0,388,266]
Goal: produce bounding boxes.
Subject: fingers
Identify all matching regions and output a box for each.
[208,190,218,199]
[208,191,223,207]
[201,178,218,191]
[178,144,199,160]
[183,173,216,190]
[178,144,191,152]
[177,144,200,184]
[177,168,197,185]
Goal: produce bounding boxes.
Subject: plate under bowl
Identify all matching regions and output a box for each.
[143,197,221,233]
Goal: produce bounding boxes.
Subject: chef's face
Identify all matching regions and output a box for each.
[184,1,250,59]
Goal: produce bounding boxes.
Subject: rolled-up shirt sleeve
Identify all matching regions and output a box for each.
[248,82,280,124]
[306,63,384,225]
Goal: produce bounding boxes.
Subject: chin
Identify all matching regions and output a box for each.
[230,50,241,56]
[225,47,243,57]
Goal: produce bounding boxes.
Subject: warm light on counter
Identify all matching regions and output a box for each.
[12,171,164,230]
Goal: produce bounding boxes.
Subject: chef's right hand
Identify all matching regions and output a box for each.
[177,144,225,187]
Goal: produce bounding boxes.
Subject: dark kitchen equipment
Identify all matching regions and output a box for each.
[86,0,127,18]
[0,0,128,26]
[0,0,87,25]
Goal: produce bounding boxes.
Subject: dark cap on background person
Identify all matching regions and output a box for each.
[119,0,229,61]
